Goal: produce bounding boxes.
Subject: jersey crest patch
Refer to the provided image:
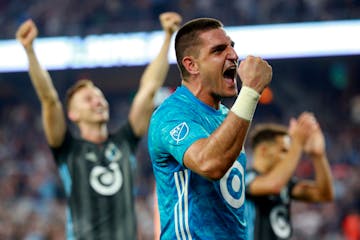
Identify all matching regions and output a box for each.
[105,142,122,162]
[170,122,189,144]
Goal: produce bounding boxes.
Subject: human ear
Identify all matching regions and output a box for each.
[182,56,199,75]
[68,109,79,122]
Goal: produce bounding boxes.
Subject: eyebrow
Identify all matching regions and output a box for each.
[209,39,235,52]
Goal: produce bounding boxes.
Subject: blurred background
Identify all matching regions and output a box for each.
[0,0,359,239]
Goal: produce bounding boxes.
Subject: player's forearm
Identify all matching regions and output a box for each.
[192,87,259,180]
[249,140,303,196]
[26,47,66,146]
[26,47,60,104]
[139,32,172,93]
[128,33,172,136]
[185,113,250,180]
[312,154,334,201]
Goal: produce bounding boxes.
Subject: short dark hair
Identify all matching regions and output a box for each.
[65,79,94,111]
[175,18,223,80]
[249,123,288,149]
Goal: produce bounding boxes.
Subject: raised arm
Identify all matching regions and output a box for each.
[291,118,334,202]
[184,56,272,180]
[16,19,66,147]
[248,112,317,195]
[129,12,182,137]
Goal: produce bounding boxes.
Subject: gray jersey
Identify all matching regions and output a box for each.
[245,169,298,240]
[51,121,139,240]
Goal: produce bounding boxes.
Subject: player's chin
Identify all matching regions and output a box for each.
[222,87,238,98]
[97,114,109,123]
[222,79,237,94]
[103,115,110,122]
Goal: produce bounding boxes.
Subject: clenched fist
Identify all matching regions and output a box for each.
[16,19,38,50]
[160,12,182,35]
[238,55,272,94]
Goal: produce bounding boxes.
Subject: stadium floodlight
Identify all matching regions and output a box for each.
[1,20,360,73]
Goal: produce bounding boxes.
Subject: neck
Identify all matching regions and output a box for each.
[182,80,220,109]
[79,123,108,144]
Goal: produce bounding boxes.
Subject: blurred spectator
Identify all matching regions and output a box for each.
[342,210,360,240]
[0,0,360,39]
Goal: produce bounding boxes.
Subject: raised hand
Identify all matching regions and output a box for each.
[289,112,319,147]
[303,117,326,157]
[16,19,38,50]
[237,55,272,94]
[159,12,182,35]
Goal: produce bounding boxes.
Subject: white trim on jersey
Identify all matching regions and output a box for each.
[174,170,192,240]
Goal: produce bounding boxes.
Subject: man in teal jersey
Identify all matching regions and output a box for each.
[148,17,272,239]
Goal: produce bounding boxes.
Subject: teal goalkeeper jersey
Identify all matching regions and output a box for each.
[148,86,248,240]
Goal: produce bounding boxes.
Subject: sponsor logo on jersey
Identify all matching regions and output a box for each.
[220,161,245,208]
[89,142,123,195]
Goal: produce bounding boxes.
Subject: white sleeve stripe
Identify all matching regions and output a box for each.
[174,172,182,240]
[183,170,192,239]
[174,170,192,240]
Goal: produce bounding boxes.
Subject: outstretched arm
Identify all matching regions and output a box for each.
[128,12,182,137]
[16,19,66,147]
[291,119,334,202]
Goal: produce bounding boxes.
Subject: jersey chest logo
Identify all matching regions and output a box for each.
[89,143,123,196]
[270,205,291,238]
[220,161,245,208]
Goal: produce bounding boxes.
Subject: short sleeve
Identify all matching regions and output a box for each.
[150,107,210,166]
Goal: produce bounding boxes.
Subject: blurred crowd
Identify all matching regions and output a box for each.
[1,57,360,239]
[0,0,360,239]
[0,0,360,39]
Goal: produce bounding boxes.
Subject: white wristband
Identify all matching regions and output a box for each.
[231,86,260,121]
